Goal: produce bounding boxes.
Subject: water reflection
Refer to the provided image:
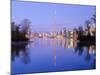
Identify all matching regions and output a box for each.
[12,42,30,64]
[12,38,96,63]
[74,41,95,60]
[74,40,96,69]
[12,38,96,74]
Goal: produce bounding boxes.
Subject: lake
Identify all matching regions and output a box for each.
[11,38,96,75]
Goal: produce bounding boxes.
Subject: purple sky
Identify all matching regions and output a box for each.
[12,1,96,32]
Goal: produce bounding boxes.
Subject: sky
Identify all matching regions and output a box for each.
[12,1,96,32]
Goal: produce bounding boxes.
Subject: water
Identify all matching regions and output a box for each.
[11,38,96,75]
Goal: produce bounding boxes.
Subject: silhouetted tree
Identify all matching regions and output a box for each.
[78,26,84,37]
[11,19,31,41]
[91,14,96,24]
[21,19,31,35]
[85,20,91,36]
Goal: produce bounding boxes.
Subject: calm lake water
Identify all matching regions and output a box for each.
[11,38,96,75]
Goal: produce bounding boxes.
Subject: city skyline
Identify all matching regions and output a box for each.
[12,1,96,32]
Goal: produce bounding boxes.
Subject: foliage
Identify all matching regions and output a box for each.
[11,19,31,41]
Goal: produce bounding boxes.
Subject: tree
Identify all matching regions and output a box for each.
[21,19,31,35]
[78,26,84,35]
[85,20,91,34]
[91,14,96,24]
[11,22,16,31]
[11,19,31,41]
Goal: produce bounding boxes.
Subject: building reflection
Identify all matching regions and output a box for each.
[12,38,96,65]
[53,38,56,66]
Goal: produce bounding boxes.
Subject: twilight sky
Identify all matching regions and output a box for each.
[12,1,96,32]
